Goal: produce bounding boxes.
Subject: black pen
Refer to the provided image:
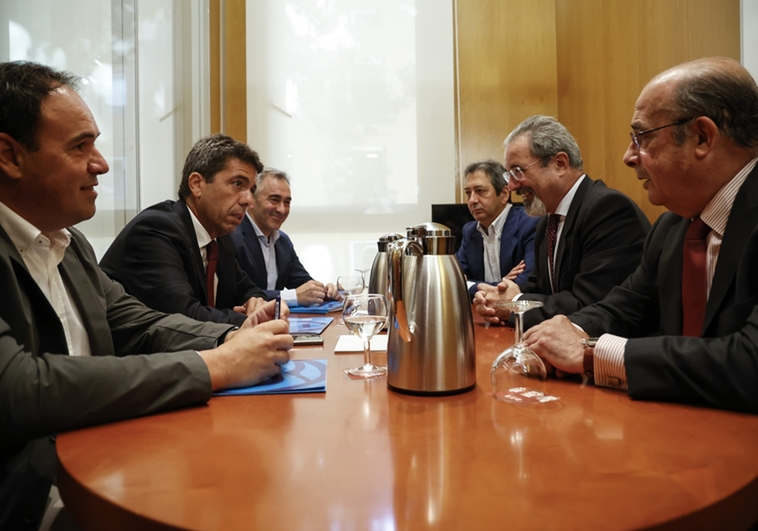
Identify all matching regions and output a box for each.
[274,294,281,320]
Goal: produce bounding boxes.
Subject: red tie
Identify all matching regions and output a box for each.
[682,217,709,336]
[206,240,218,308]
[546,214,560,294]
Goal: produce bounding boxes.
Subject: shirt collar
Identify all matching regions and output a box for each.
[0,200,71,255]
[247,212,280,245]
[553,174,586,218]
[187,205,213,248]
[477,203,512,237]
[700,157,758,237]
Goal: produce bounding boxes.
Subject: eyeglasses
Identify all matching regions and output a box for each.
[503,159,542,184]
[629,117,694,150]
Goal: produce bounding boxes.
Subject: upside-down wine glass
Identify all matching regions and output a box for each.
[336,274,365,324]
[344,294,388,378]
[490,300,548,403]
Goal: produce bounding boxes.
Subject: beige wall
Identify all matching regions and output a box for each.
[456,0,741,221]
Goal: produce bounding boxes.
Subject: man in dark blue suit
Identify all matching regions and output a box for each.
[233,168,339,306]
[456,160,539,298]
[100,134,269,326]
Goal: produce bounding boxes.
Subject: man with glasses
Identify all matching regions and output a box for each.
[232,167,339,305]
[521,57,758,413]
[475,115,650,330]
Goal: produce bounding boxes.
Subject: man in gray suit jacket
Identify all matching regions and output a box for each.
[523,57,758,413]
[0,61,292,530]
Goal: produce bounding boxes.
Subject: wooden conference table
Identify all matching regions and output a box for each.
[57,314,758,530]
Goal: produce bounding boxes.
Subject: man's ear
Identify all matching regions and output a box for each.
[187,172,205,198]
[553,151,570,175]
[0,133,25,180]
[692,116,718,159]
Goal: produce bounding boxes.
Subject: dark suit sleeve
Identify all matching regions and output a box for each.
[456,223,485,298]
[513,214,538,285]
[0,232,229,442]
[570,214,758,413]
[520,190,650,329]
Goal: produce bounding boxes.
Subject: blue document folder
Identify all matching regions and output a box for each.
[213,359,327,395]
[288,300,344,314]
[289,317,333,335]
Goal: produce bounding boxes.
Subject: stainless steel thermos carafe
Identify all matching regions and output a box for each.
[386,223,476,394]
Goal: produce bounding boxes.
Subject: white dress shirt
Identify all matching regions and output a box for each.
[247,213,298,303]
[187,207,218,298]
[476,203,512,283]
[0,201,92,356]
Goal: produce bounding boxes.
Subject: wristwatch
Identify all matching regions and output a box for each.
[582,337,598,377]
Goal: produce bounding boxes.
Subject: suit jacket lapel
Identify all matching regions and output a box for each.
[554,176,591,290]
[242,217,268,287]
[703,165,758,333]
[657,218,687,335]
[59,242,114,356]
[174,201,208,302]
[498,210,518,276]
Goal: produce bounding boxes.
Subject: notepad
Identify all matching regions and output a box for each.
[213,359,327,395]
[290,317,333,336]
[334,334,388,353]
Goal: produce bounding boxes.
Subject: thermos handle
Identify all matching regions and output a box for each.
[388,239,423,343]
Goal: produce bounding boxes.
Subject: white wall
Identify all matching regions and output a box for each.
[743,0,758,80]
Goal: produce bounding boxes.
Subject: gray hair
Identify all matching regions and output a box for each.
[255,167,291,193]
[463,160,508,196]
[503,115,583,170]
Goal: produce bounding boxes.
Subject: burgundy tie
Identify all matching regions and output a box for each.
[206,240,218,308]
[546,214,560,294]
[682,217,709,336]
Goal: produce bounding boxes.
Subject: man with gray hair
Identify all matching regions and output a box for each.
[475,115,651,330]
[233,168,339,305]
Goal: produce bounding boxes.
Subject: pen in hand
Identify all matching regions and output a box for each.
[274,294,281,320]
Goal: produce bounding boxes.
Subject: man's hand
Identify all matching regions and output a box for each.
[324,282,340,301]
[503,260,526,282]
[296,280,327,305]
[473,280,522,325]
[234,297,266,316]
[223,298,290,343]
[522,315,587,377]
[198,320,293,391]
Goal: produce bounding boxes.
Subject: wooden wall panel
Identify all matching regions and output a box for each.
[455,0,558,201]
[210,0,247,141]
[555,0,741,222]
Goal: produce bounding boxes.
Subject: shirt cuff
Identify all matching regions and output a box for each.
[281,288,298,304]
[594,334,628,390]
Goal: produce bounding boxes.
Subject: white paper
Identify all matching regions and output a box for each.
[334,334,388,353]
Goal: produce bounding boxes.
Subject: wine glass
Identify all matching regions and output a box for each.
[344,294,388,378]
[355,268,371,287]
[336,274,365,324]
[336,274,365,300]
[490,300,548,404]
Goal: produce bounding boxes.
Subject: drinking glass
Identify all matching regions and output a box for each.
[344,294,388,378]
[490,300,548,403]
[336,274,365,300]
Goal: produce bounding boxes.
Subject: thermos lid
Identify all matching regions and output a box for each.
[406,222,451,239]
[377,232,403,251]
